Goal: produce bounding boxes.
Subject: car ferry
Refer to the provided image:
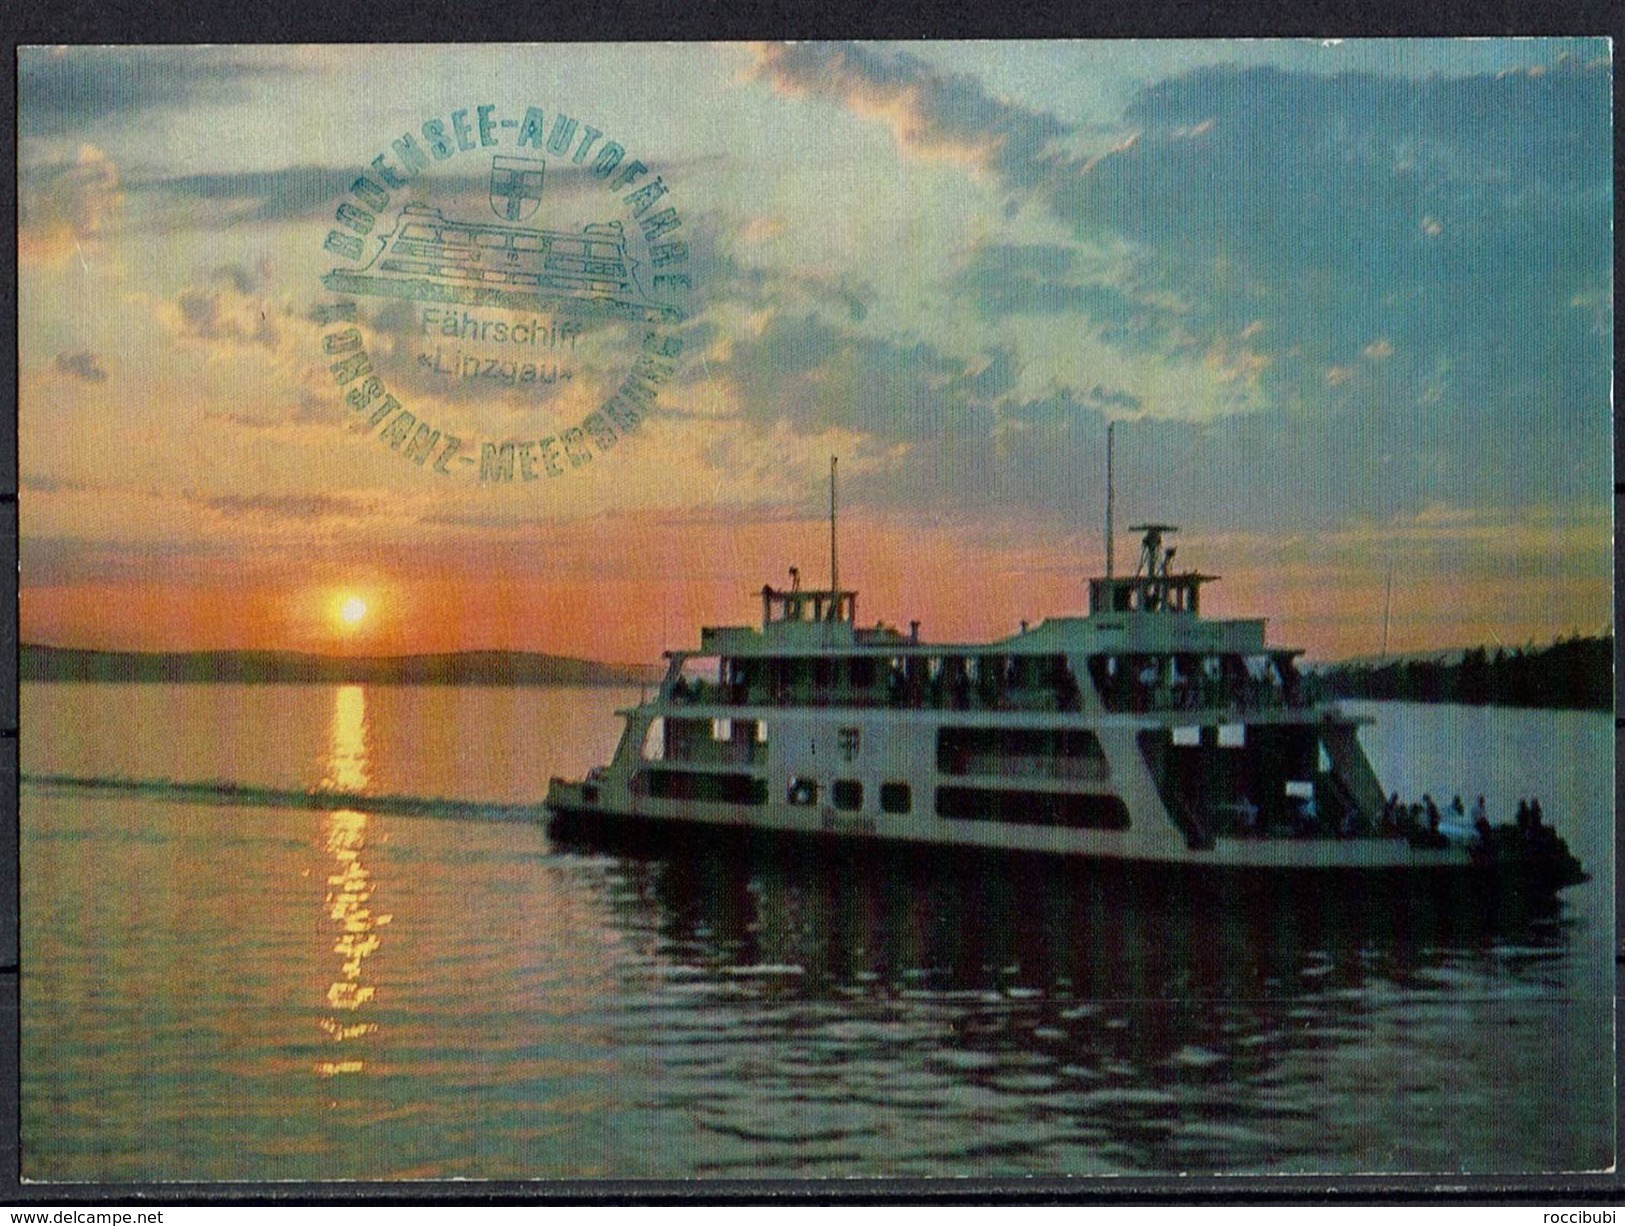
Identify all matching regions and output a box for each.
[322,203,681,324]
[545,480,1586,891]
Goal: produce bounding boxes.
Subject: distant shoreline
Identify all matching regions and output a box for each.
[22,638,1613,711]
[1315,635,1613,713]
[19,644,660,688]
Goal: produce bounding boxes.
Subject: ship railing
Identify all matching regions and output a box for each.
[668,681,1080,713]
[1093,679,1312,715]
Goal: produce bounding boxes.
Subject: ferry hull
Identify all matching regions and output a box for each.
[543,786,1587,897]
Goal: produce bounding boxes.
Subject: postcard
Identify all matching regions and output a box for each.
[16,41,1614,1184]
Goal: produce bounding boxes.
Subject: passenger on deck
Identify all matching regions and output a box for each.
[1381,792,1400,833]
[1530,797,1545,828]
[1473,795,1492,843]
[1450,795,1465,818]
[1516,798,1533,831]
[1423,795,1441,833]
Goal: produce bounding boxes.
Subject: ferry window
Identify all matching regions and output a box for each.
[788,776,819,806]
[711,718,732,741]
[833,780,863,811]
[935,786,1130,831]
[1218,723,1246,747]
[1318,742,1331,772]
[838,727,861,761]
[936,727,1108,780]
[850,657,877,687]
[756,721,769,743]
[880,783,911,814]
[1173,725,1201,747]
[637,769,767,806]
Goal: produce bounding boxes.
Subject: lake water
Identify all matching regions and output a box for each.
[20,684,1615,1180]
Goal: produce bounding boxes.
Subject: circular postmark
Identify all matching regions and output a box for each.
[312,104,692,485]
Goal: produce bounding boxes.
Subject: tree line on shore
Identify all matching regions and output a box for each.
[1317,635,1613,711]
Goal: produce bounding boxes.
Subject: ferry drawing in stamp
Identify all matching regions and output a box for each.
[322,159,682,324]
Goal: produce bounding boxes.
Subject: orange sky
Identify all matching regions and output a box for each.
[20,505,1612,663]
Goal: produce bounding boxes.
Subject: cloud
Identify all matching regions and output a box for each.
[757,47,1609,447]
[122,165,356,229]
[169,286,280,351]
[21,535,218,586]
[739,215,788,244]
[18,145,123,264]
[19,47,300,137]
[749,42,1069,186]
[53,351,108,383]
[1058,62,1612,389]
[710,310,1004,443]
[855,53,1606,519]
[117,155,712,235]
[948,242,1179,352]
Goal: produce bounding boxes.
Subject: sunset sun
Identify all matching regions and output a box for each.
[336,596,368,629]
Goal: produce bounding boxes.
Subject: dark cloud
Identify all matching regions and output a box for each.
[766,45,1608,462]
[714,311,1005,443]
[125,166,346,225]
[20,474,82,494]
[1064,63,1611,336]
[210,262,270,295]
[19,47,298,137]
[751,42,1070,189]
[21,534,241,586]
[161,263,284,350]
[121,155,711,234]
[172,287,279,350]
[199,492,366,521]
[702,291,1595,532]
[948,243,1180,354]
[1081,385,1142,412]
[1064,63,1613,482]
[721,50,1615,534]
[53,351,107,383]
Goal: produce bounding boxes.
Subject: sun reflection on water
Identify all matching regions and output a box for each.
[316,685,390,1078]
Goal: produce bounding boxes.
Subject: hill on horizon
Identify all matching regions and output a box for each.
[20,644,662,687]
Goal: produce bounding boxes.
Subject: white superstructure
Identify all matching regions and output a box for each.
[546,519,1585,888]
